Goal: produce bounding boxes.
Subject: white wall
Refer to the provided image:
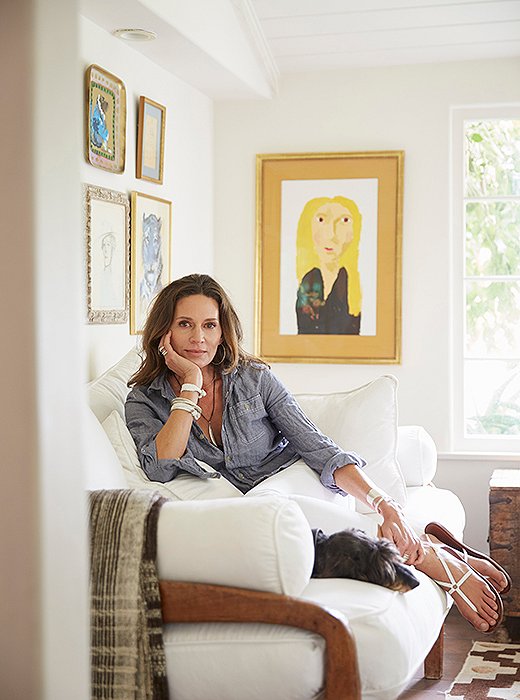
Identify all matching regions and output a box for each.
[80,17,215,378]
[214,57,520,550]
[1,1,90,697]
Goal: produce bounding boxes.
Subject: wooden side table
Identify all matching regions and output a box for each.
[489,469,520,640]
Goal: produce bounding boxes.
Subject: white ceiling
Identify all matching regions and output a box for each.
[81,0,520,98]
[251,0,520,72]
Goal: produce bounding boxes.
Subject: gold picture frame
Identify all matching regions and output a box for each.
[85,64,126,173]
[84,184,130,324]
[136,96,166,184]
[256,151,403,364]
[130,191,172,335]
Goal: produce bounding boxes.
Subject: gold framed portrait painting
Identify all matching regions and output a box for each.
[256,151,404,364]
[130,191,172,335]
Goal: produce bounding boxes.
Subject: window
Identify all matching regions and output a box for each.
[452,106,520,452]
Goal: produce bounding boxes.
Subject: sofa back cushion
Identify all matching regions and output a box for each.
[294,375,407,512]
[88,348,140,423]
[84,407,128,490]
[156,495,314,596]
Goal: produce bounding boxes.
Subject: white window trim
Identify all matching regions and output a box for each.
[450,104,520,454]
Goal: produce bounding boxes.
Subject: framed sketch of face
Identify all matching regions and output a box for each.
[130,191,172,335]
[84,185,130,324]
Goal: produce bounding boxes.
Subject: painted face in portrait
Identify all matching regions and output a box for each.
[311,202,354,266]
[168,294,223,369]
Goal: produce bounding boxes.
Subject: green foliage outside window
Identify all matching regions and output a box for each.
[464,119,520,436]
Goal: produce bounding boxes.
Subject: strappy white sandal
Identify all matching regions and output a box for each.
[426,537,503,633]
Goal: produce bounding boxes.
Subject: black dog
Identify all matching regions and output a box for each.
[311,528,420,592]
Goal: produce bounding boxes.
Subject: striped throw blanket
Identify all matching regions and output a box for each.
[89,489,170,700]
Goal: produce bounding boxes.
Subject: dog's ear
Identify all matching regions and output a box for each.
[367,540,399,588]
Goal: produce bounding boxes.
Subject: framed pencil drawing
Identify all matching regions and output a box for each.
[256,151,403,364]
[130,191,172,334]
[136,96,166,184]
[84,184,129,324]
[85,64,126,173]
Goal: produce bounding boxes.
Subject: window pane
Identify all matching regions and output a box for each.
[465,201,520,276]
[465,119,520,197]
[465,281,520,358]
[464,359,520,436]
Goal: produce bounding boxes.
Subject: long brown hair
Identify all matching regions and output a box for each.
[128,273,263,387]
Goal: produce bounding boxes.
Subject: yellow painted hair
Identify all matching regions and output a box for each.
[296,196,362,317]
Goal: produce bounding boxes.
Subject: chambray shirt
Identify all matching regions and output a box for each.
[125,362,366,495]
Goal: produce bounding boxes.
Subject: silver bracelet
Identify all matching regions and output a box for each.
[180,383,206,398]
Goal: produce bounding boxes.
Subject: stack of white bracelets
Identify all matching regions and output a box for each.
[170,383,206,420]
[366,487,393,514]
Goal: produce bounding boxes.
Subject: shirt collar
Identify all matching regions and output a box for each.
[149,372,174,401]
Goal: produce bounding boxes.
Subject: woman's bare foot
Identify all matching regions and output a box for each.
[423,522,511,594]
[416,536,501,633]
[457,551,508,593]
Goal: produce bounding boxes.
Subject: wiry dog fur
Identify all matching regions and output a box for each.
[311,528,420,592]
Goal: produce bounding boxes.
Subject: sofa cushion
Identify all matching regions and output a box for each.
[157,496,314,596]
[88,348,140,423]
[397,426,437,487]
[84,407,128,490]
[294,375,406,512]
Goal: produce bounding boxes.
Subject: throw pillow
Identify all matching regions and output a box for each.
[294,375,407,513]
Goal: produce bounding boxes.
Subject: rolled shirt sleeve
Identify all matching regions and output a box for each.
[259,369,366,496]
[125,386,220,483]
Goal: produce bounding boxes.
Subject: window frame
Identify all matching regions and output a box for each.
[450,104,520,454]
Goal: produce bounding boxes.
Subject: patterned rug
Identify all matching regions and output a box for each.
[446,642,520,699]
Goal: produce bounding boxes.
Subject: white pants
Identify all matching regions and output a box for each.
[169,459,381,538]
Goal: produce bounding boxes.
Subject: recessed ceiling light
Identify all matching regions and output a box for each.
[112,28,157,42]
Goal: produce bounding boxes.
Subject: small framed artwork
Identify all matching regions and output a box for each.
[136,96,166,184]
[84,184,130,324]
[256,151,404,364]
[130,191,172,334]
[85,64,126,173]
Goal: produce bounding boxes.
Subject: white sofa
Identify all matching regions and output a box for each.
[86,349,466,700]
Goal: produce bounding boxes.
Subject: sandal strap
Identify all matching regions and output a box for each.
[426,536,478,613]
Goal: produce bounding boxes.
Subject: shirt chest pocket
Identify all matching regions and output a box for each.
[228,394,268,444]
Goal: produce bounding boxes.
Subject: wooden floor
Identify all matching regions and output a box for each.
[400,607,513,698]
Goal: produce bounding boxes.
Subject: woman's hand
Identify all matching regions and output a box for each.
[159,331,203,387]
[378,500,425,566]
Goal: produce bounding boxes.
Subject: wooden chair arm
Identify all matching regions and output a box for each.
[159,580,361,700]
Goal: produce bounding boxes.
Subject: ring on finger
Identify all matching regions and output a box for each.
[402,553,410,562]
[159,346,167,357]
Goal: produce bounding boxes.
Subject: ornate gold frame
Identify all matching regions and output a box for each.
[255,151,403,364]
[85,64,126,173]
[84,184,130,324]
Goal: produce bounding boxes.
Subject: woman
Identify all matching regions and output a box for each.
[126,273,509,633]
[296,196,362,334]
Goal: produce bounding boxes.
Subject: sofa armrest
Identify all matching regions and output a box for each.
[156,495,314,596]
[159,580,361,700]
[397,425,437,487]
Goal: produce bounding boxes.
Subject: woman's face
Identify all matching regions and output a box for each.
[311,202,354,265]
[168,294,222,368]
